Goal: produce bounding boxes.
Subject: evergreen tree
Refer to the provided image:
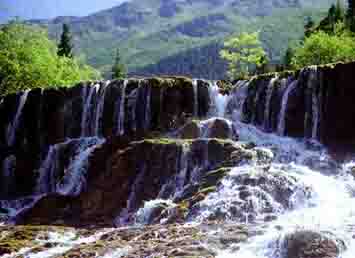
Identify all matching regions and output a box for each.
[283,47,294,70]
[347,0,355,31]
[112,48,126,80]
[335,0,344,21]
[304,16,315,38]
[328,4,338,33]
[57,24,73,58]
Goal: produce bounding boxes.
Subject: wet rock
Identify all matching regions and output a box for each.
[282,230,342,258]
[201,118,238,140]
[255,147,274,164]
[19,138,240,226]
[178,120,201,139]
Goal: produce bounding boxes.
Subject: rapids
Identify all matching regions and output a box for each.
[1,70,355,258]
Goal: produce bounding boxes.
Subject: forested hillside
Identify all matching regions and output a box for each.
[30,0,333,78]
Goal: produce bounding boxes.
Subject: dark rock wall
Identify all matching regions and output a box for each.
[240,62,355,148]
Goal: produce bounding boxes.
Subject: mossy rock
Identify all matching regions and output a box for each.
[147,77,193,89]
[0,226,51,255]
[200,167,231,189]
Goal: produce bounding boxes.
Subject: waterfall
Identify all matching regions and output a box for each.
[36,137,105,196]
[36,140,70,194]
[81,84,100,137]
[174,144,189,197]
[208,81,230,117]
[56,138,105,196]
[94,81,110,136]
[277,79,298,136]
[159,87,165,125]
[308,68,320,140]
[4,73,355,258]
[158,144,190,199]
[193,79,198,117]
[252,82,264,124]
[116,80,128,136]
[263,77,278,131]
[128,84,139,132]
[229,80,249,122]
[115,166,147,226]
[6,90,29,146]
[1,155,16,197]
[144,84,151,130]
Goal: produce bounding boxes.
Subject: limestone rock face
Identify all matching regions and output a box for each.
[0,77,212,201]
[17,138,241,226]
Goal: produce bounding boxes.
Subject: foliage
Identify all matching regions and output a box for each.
[314,1,345,34]
[30,0,333,78]
[220,32,267,79]
[0,22,100,96]
[291,22,355,69]
[283,47,295,70]
[111,48,126,80]
[57,23,73,58]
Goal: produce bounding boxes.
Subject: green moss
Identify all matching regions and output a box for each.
[200,167,231,190]
[143,138,183,145]
[198,186,217,195]
[146,77,193,89]
[0,226,62,254]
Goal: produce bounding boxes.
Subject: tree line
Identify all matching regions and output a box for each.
[0,21,127,96]
[220,0,355,80]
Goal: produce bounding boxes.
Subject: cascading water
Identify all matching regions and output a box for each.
[3,74,355,258]
[81,84,100,137]
[144,84,151,130]
[6,90,29,146]
[228,80,249,121]
[115,165,147,226]
[263,77,278,131]
[127,86,139,132]
[36,137,105,196]
[208,80,230,117]
[277,79,298,136]
[308,67,320,140]
[0,155,16,197]
[116,80,128,136]
[193,79,199,117]
[95,81,110,136]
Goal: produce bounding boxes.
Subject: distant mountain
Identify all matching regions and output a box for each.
[30,0,333,79]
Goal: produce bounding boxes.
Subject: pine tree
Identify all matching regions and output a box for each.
[327,2,344,33]
[335,0,344,21]
[347,0,355,31]
[283,47,294,70]
[304,16,315,38]
[112,48,126,80]
[57,24,73,58]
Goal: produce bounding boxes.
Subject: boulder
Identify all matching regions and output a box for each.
[204,118,236,139]
[282,230,343,258]
[178,120,201,139]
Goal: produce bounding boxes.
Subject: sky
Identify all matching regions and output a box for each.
[0,0,128,22]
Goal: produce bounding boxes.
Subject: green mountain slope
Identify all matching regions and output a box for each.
[30,0,333,78]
